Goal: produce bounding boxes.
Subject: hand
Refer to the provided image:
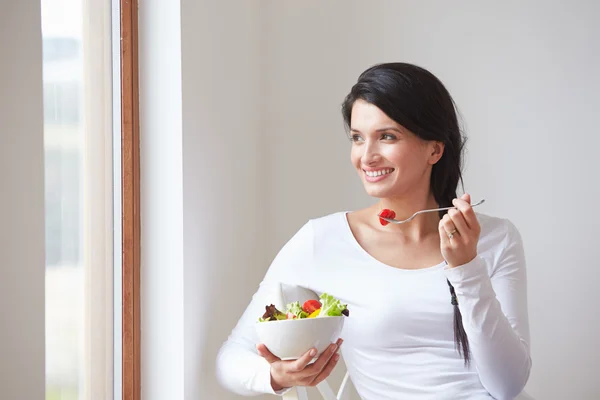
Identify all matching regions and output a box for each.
[256,338,343,392]
[439,193,481,268]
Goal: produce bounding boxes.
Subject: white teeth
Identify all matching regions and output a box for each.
[365,169,393,177]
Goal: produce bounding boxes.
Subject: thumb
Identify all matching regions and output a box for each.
[461,193,471,204]
[257,344,281,364]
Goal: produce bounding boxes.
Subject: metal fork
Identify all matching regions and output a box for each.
[378,199,486,224]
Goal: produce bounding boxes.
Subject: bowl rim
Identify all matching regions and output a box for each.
[255,315,345,324]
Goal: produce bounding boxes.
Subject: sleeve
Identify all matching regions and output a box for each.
[215,220,315,397]
[443,219,532,400]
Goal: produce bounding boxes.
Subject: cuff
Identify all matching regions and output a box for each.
[443,256,494,298]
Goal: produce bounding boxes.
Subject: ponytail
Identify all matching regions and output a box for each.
[447,279,470,365]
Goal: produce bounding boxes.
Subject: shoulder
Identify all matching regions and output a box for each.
[308,210,348,228]
[284,211,351,256]
[477,212,523,245]
[305,211,350,240]
[268,211,348,277]
[280,211,348,250]
[476,212,525,273]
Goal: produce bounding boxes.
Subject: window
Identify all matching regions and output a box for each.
[42,0,117,398]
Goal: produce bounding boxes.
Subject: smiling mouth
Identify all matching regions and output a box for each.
[364,168,394,178]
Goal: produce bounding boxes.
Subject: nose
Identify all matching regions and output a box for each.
[361,141,380,166]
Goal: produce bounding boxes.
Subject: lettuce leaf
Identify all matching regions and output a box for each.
[259,304,287,322]
[318,293,349,317]
[286,301,309,319]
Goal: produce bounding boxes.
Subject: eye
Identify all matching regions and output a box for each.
[350,134,364,142]
[381,133,397,140]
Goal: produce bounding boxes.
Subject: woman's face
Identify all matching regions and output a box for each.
[349,99,443,199]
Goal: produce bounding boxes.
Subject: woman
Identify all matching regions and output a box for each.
[216,63,532,399]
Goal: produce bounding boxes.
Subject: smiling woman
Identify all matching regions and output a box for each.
[216,62,532,400]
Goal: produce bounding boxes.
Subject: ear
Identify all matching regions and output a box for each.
[428,141,444,165]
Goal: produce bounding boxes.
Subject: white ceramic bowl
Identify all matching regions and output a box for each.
[255,316,345,360]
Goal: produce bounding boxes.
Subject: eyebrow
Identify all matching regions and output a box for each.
[350,127,403,133]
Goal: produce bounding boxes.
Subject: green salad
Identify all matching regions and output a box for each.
[259,293,349,322]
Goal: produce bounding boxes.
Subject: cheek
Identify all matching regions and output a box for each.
[380,147,406,166]
[384,146,426,168]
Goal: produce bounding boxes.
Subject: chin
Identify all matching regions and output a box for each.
[362,184,392,199]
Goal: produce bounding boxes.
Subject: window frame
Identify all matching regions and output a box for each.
[118,0,141,399]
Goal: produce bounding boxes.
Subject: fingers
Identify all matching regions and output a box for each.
[441,194,481,268]
[256,344,280,364]
[310,350,341,386]
[453,194,478,231]
[441,214,458,239]
[290,347,318,372]
[302,339,342,377]
[262,338,344,389]
[448,208,469,238]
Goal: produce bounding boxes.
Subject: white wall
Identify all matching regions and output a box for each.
[263,1,600,399]
[139,0,267,399]
[138,0,185,398]
[0,1,46,399]
[180,1,265,399]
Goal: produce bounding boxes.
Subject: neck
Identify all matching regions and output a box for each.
[374,190,440,239]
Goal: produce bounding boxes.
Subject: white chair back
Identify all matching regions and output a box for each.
[282,370,353,400]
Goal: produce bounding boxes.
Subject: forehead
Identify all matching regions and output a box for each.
[350,100,400,131]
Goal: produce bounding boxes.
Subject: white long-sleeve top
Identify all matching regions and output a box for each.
[216,212,532,400]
